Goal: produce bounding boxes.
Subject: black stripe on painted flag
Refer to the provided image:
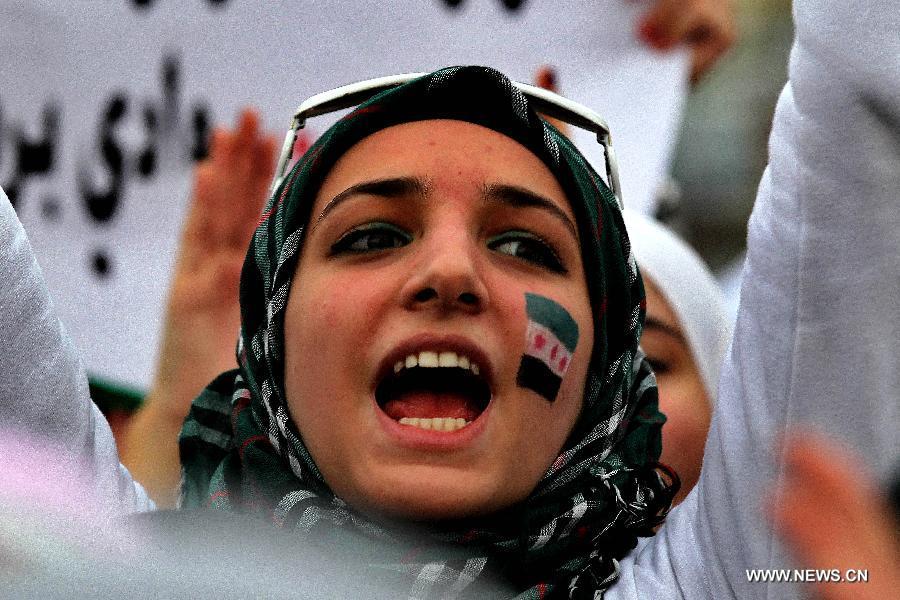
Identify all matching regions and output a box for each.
[516,354,562,402]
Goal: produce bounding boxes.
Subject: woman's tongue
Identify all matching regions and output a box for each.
[383,391,480,422]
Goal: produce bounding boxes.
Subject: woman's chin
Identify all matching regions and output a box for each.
[339,466,526,522]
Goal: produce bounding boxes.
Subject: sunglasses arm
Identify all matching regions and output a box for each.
[270,74,623,208]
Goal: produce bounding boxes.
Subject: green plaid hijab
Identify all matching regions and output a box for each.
[180,67,673,599]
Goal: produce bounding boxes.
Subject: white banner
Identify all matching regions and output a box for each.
[0,0,687,388]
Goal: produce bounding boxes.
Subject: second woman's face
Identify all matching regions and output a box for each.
[640,276,711,505]
[283,120,594,520]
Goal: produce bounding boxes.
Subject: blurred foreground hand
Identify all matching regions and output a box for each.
[769,431,900,600]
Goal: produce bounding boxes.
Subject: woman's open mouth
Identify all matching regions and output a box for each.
[375,349,492,433]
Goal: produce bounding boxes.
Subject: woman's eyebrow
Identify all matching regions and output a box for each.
[482,183,579,241]
[314,176,428,227]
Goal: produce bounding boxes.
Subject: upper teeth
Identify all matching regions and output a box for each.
[394,351,480,375]
[398,417,469,431]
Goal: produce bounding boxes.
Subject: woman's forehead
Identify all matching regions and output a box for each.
[313,120,574,220]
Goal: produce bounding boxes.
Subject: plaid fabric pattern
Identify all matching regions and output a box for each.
[180,67,673,599]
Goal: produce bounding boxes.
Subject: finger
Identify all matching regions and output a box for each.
[205,127,228,162]
[690,44,721,85]
[189,163,251,250]
[226,110,264,178]
[234,108,261,149]
[663,13,704,50]
[251,133,279,188]
[248,134,278,210]
[182,162,219,244]
[637,0,683,50]
[688,16,737,83]
[207,110,267,231]
[222,133,277,240]
[210,126,237,169]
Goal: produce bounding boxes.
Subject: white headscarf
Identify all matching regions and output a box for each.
[623,209,732,404]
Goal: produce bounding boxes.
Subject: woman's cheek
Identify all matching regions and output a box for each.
[312,274,370,331]
[318,297,342,330]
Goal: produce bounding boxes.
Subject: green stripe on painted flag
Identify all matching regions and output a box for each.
[524,293,579,351]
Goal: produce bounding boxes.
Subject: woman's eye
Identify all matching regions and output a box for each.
[488,231,566,273]
[330,223,411,255]
[647,358,670,375]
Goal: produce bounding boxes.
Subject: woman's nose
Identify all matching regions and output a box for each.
[402,235,489,314]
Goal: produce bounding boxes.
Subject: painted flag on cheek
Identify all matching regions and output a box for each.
[516,293,580,402]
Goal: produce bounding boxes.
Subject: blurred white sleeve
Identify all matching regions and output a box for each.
[0,187,153,515]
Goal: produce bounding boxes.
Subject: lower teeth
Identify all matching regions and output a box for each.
[398,417,469,431]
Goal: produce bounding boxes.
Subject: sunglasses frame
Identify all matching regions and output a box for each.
[271,73,623,209]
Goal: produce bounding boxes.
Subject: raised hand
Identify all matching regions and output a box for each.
[119,108,278,506]
[157,109,277,410]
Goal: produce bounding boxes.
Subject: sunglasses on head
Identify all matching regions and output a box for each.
[271,73,623,209]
